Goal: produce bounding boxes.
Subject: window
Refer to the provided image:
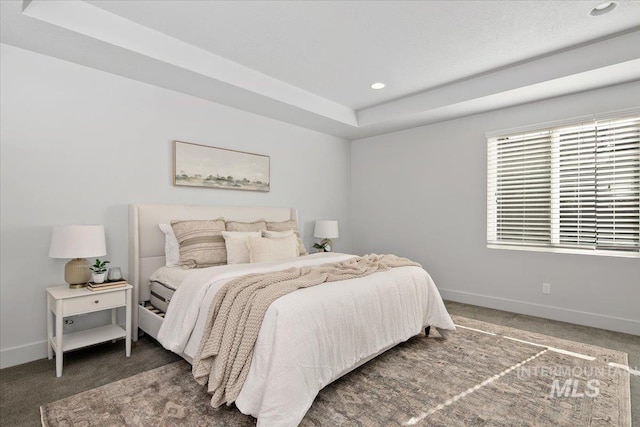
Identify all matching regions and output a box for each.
[487,112,640,256]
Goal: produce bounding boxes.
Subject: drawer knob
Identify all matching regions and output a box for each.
[94,300,99,304]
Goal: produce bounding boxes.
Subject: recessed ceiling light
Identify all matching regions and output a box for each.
[589,1,617,16]
[370,82,386,90]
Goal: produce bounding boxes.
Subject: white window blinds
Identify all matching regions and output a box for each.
[488,112,640,255]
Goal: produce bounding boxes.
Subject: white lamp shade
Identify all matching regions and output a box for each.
[49,225,107,259]
[314,220,339,239]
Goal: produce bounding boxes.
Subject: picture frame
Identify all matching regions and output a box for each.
[173,140,270,192]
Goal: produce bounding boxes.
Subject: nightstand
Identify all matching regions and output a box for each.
[46,284,132,377]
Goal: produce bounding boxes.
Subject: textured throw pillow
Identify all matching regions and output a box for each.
[262,229,294,238]
[170,219,226,268]
[158,224,180,267]
[221,231,261,264]
[248,235,299,263]
[225,220,267,232]
[266,220,309,256]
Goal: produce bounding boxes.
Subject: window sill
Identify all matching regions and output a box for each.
[487,244,640,259]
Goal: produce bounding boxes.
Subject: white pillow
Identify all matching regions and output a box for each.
[221,231,262,264]
[158,224,180,267]
[248,235,299,263]
[262,229,294,238]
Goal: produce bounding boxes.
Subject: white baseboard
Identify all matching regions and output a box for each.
[439,288,640,336]
[2,295,637,369]
[0,340,48,369]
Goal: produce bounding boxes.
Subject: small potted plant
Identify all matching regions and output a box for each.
[89,259,110,284]
[312,240,331,253]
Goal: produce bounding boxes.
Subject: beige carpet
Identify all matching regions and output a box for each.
[41,316,631,426]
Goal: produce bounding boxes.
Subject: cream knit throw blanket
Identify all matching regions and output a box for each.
[191,254,421,407]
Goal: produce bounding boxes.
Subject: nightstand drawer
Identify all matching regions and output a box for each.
[63,291,125,316]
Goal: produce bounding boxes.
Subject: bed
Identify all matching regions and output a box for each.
[128,203,455,426]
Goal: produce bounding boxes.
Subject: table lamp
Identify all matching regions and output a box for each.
[313,220,339,252]
[49,225,107,288]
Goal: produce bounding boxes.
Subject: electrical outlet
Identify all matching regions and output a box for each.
[542,283,551,294]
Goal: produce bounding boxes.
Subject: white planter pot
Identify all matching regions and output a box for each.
[92,272,107,284]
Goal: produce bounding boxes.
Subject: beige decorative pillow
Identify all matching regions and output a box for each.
[262,229,294,238]
[266,220,309,256]
[248,235,299,263]
[170,219,226,268]
[221,231,261,264]
[225,220,267,232]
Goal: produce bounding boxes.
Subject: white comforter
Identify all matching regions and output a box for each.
[157,253,456,426]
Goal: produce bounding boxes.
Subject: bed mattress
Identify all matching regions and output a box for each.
[149,281,174,313]
[148,266,193,290]
[147,266,194,311]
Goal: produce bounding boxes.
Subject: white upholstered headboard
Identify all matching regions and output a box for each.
[128,204,298,335]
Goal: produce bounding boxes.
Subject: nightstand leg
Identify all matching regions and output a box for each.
[55,300,63,377]
[47,297,53,360]
[125,288,131,357]
[111,308,117,343]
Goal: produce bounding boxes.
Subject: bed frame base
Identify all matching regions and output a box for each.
[425,326,431,337]
[138,303,163,340]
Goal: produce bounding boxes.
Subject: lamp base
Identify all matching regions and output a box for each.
[65,258,91,288]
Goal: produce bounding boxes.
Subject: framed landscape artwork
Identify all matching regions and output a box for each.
[173,141,270,192]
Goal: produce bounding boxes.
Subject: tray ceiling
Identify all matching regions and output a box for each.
[1,0,639,139]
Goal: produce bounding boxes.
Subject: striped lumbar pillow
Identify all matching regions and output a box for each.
[170,219,227,268]
[266,220,309,256]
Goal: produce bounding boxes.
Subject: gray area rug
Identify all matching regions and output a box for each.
[41,316,631,426]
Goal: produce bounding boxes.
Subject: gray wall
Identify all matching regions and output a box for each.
[351,82,640,335]
[0,44,352,367]
[2,42,638,369]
